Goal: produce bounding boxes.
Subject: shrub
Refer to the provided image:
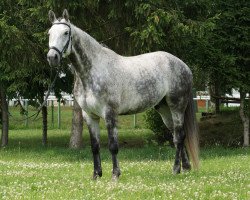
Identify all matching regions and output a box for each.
[144,108,173,146]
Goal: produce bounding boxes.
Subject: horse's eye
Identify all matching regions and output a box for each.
[64,31,69,35]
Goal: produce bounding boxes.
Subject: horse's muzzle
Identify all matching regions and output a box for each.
[47,49,60,67]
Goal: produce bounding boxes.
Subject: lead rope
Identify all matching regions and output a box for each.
[8,70,59,122]
[33,69,59,120]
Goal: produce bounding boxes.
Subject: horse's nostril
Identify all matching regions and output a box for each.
[54,54,58,60]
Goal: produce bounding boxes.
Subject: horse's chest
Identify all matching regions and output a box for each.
[74,74,107,116]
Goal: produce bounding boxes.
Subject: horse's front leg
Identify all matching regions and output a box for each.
[83,112,102,179]
[104,111,120,180]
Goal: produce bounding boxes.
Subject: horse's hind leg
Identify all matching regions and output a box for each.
[155,99,191,173]
[82,112,102,179]
[169,108,191,174]
[104,110,120,180]
[155,101,183,173]
[181,144,191,172]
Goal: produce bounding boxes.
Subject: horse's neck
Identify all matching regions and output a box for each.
[69,25,102,84]
[69,24,120,89]
[71,26,99,59]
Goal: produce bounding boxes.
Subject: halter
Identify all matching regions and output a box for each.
[49,22,72,59]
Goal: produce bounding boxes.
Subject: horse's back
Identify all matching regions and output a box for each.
[119,51,191,80]
[119,51,193,95]
[114,51,192,115]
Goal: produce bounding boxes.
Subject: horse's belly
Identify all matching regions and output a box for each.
[118,86,166,115]
[118,102,156,115]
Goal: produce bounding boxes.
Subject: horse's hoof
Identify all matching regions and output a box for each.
[92,174,98,180]
[112,174,119,182]
[182,163,191,172]
[173,165,181,175]
[92,170,102,180]
[111,169,120,181]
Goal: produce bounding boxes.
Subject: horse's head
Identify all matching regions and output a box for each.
[47,9,72,67]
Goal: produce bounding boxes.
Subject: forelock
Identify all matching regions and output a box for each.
[54,18,70,24]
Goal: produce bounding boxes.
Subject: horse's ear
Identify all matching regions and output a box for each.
[49,10,56,23]
[62,9,69,21]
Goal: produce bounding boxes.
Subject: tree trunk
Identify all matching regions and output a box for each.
[0,86,9,147]
[239,91,249,147]
[69,99,83,149]
[42,105,48,146]
[69,74,84,149]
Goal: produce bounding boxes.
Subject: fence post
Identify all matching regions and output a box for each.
[133,114,137,128]
[193,88,198,113]
[206,99,209,112]
[58,98,61,129]
[51,100,54,128]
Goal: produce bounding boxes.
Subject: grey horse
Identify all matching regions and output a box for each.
[47,9,199,180]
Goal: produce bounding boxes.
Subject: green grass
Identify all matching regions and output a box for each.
[0,129,249,200]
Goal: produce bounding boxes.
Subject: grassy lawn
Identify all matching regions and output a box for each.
[0,129,249,200]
